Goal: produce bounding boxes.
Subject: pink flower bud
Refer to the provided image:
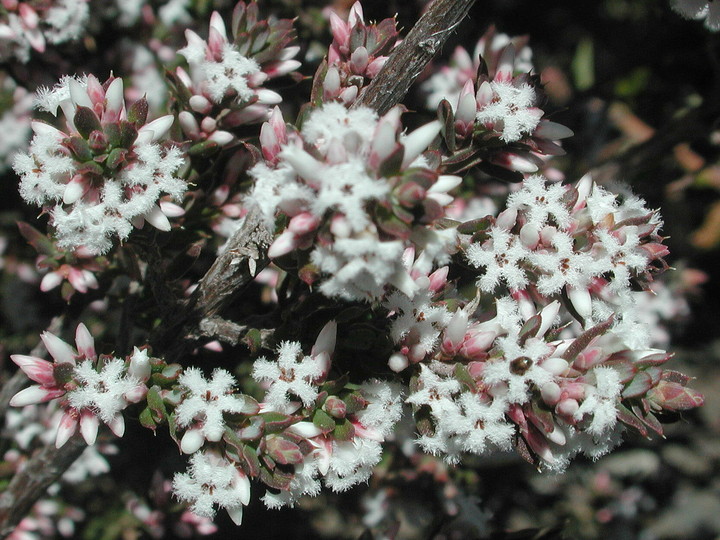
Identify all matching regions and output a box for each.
[496,207,518,230]
[10,385,65,406]
[55,411,78,448]
[540,382,562,406]
[541,357,569,376]
[108,413,125,437]
[11,354,56,385]
[189,95,213,114]
[495,44,516,83]
[312,321,337,358]
[268,229,298,259]
[80,410,100,445]
[428,266,449,293]
[567,285,592,320]
[460,330,496,359]
[289,213,319,236]
[41,331,76,365]
[40,271,63,292]
[350,46,369,74]
[366,56,388,78]
[519,222,540,249]
[402,120,441,168]
[556,398,579,417]
[74,323,95,360]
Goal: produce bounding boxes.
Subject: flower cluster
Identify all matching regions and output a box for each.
[14,74,186,254]
[465,174,668,343]
[174,1,299,152]
[168,321,403,523]
[433,38,572,178]
[314,1,399,105]
[10,324,150,447]
[422,26,533,110]
[247,102,460,301]
[0,0,89,62]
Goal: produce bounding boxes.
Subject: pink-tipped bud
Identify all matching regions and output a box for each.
[75,323,96,360]
[495,44,516,83]
[540,382,562,406]
[11,355,56,385]
[350,46,369,74]
[428,266,449,293]
[476,81,494,108]
[312,321,337,358]
[573,347,604,371]
[556,398,579,418]
[63,176,86,205]
[323,66,341,98]
[496,207,518,230]
[456,80,477,128]
[511,289,535,321]
[288,212,320,235]
[80,410,100,445]
[366,56,388,78]
[537,300,561,338]
[330,12,350,46]
[267,229,298,259]
[104,78,125,122]
[567,285,593,320]
[55,411,79,448]
[541,357,569,376]
[519,222,540,249]
[460,330,496,359]
[108,413,126,437]
[40,271,63,292]
[441,309,469,356]
[189,95,213,114]
[41,332,76,365]
[402,120,441,169]
[10,385,65,407]
[348,1,364,27]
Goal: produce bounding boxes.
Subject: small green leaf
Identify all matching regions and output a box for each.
[139,407,157,431]
[312,409,336,433]
[74,106,101,139]
[127,97,149,126]
[332,418,355,441]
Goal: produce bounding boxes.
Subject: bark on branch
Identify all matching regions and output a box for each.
[355,0,477,114]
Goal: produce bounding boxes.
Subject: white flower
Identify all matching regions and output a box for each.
[506,174,571,229]
[465,226,529,292]
[175,368,255,453]
[172,451,250,525]
[356,380,403,438]
[68,358,141,424]
[311,236,410,301]
[476,80,542,142]
[252,341,324,412]
[528,231,596,295]
[324,437,383,492]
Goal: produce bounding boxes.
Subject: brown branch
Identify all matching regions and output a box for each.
[0,1,480,534]
[355,0,477,114]
[0,436,86,538]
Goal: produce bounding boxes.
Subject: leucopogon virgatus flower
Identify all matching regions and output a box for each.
[10,324,150,447]
[246,101,461,302]
[14,74,186,254]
